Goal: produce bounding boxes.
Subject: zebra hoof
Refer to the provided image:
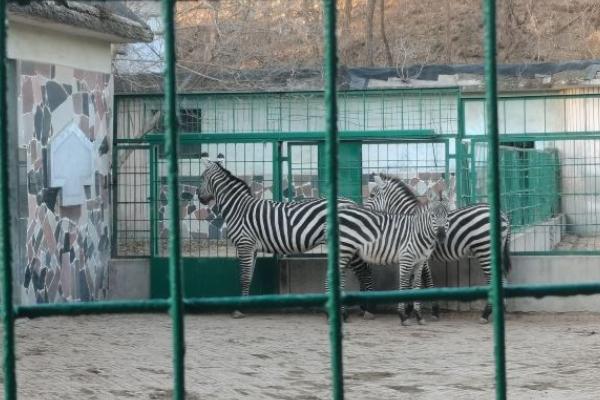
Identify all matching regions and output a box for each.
[431,305,441,320]
[400,319,411,326]
[414,311,426,325]
[398,312,410,326]
[363,311,375,320]
[479,317,489,324]
[232,310,246,319]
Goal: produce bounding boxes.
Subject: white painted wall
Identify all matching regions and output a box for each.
[117,94,459,138]
[8,21,112,73]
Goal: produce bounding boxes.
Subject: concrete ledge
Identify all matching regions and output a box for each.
[511,215,564,252]
[106,255,600,313]
[282,255,600,313]
[107,258,150,300]
[507,255,600,312]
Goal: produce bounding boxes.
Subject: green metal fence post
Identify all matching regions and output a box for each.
[162,0,186,398]
[322,1,344,399]
[273,142,283,201]
[456,93,466,207]
[111,96,119,257]
[149,145,158,257]
[483,0,507,398]
[0,2,17,399]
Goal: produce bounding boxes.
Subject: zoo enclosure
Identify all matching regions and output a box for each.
[114,90,600,258]
[4,1,600,400]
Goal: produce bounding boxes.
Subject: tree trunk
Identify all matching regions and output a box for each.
[444,0,452,63]
[343,0,352,35]
[379,0,393,66]
[366,0,376,66]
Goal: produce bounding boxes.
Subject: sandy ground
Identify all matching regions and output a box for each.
[5,311,600,400]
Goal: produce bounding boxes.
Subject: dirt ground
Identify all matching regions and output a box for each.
[6,311,600,400]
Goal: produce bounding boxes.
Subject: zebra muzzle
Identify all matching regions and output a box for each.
[198,195,214,205]
[436,228,447,243]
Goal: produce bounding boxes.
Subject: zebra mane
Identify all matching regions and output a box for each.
[377,173,421,208]
[213,162,252,196]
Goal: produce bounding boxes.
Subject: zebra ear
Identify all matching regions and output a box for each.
[374,174,385,187]
[200,152,212,171]
[426,187,439,203]
[216,153,225,165]
[200,152,212,168]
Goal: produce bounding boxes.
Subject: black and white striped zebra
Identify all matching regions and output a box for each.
[364,174,512,323]
[335,189,450,325]
[198,158,354,318]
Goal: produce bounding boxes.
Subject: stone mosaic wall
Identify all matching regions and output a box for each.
[18,60,113,304]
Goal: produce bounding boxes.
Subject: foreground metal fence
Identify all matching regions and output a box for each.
[4,1,600,399]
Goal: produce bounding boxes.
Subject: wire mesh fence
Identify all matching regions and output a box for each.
[115,89,460,141]
[468,138,600,253]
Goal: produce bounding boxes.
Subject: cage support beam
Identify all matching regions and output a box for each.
[483,0,508,398]
[323,1,344,399]
[0,1,17,399]
[162,0,186,399]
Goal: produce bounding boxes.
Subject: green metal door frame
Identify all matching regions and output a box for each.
[111,144,152,258]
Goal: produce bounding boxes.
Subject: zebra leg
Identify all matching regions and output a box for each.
[234,243,257,319]
[472,250,493,323]
[397,260,415,326]
[324,254,351,323]
[412,262,426,325]
[421,262,440,320]
[481,274,509,323]
[404,272,415,317]
[349,257,376,320]
[478,257,509,323]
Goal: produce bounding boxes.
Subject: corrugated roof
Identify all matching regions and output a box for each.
[115,60,600,94]
[9,0,153,43]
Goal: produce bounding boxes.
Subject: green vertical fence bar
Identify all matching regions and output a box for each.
[482,0,507,398]
[322,1,344,399]
[0,1,17,399]
[162,0,186,399]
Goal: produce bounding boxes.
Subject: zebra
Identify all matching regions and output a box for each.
[334,189,450,325]
[197,157,355,318]
[363,174,512,323]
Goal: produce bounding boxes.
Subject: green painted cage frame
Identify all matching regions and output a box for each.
[4,1,600,399]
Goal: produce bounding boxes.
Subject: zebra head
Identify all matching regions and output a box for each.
[426,192,450,243]
[199,155,252,206]
[198,156,221,205]
[364,173,420,214]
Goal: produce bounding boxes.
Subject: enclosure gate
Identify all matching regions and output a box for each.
[4,1,600,400]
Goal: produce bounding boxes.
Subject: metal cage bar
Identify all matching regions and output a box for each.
[323,1,343,399]
[162,0,186,398]
[482,0,507,398]
[0,1,16,399]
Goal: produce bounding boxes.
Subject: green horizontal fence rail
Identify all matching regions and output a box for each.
[4,1,600,399]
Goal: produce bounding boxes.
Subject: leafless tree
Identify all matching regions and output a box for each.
[379,0,393,66]
[365,0,376,67]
